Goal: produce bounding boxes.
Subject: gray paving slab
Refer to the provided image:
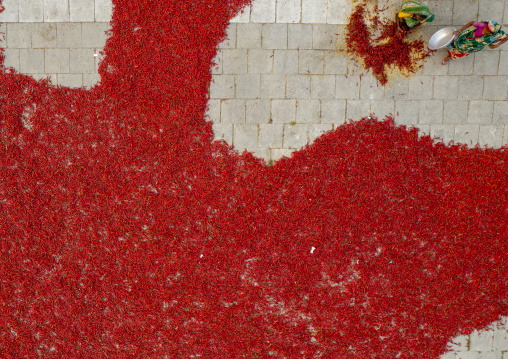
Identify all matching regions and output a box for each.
[206,99,221,124]
[313,24,337,50]
[2,48,19,69]
[311,75,335,99]
[234,124,258,148]
[237,23,261,49]
[81,22,109,47]
[212,123,233,144]
[221,99,245,124]
[246,99,271,124]
[222,49,247,74]
[44,0,70,22]
[452,0,478,26]
[455,125,480,147]
[324,50,347,74]
[434,76,458,100]
[296,99,320,123]
[94,0,112,22]
[395,101,419,125]
[210,75,234,98]
[70,0,95,22]
[360,75,384,100]
[468,101,494,124]
[32,22,56,48]
[458,76,484,100]
[499,52,508,75]
[346,100,371,121]
[288,24,312,49]
[302,0,326,24]
[430,124,455,145]
[283,123,307,148]
[70,48,95,73]
[308,123,333,143]
[260,74,285,98]
[20,48,44,72]
[299,49,324,74]
[0,0,18,22]
[371,100,395,119]
[56,23,81,48]
[45,48,69,73]
[57,73,82,87]
[230,5,250,23]
[211,50,222,74]
[444,100,469,125]
[250,0,275,23]
[271,148,293,161]
[272,99,296,123]
[286,75,310,98]
[218,24,236,49]
[483,76,508,101]
[493,102,508,124]
[247,49,273,74]
[419,100,444,124]
[335,75,360,100]
[259,124,283,147]
[261,24,287,49]
[385,77,410,100]
[320,99,346,124]
[409,76,434,100]
[473,51,500,76]
[6,23,30,48]
[276,0,300,24]
[236,74,261,98]
[273,49,298,74]
[479,125,504,148]
[19,0,43,22]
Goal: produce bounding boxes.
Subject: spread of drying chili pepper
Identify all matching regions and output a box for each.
[0,0,507,358]
[346,2,434,85]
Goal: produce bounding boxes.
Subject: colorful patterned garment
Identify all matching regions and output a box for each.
[398,1,435,28]
[448,20,507,60]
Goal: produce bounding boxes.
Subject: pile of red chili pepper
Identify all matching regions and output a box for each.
[1,0,508,358]
[346,2,434,85]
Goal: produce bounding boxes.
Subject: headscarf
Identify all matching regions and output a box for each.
[451,21,507,54]
[399,1,435,28]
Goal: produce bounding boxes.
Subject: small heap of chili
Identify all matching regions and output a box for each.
[346,2,434,85]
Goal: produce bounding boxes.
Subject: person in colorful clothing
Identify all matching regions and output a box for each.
[442,20,508,65]
[396,1,435,32]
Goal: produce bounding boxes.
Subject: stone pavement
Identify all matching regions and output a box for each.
[1,0,508,357]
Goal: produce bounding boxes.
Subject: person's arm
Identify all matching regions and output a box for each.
[453,21,475,36]
[489,36,508,49]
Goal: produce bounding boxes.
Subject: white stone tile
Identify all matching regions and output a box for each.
[479,125,504,148]
[0,0,19,22]
[95,0,112,23]
[19,0,43,22]
[250,0,276,23]
[276,0,301,23]
[327,0,352,24]
[70,0,95,22]
[231,5,250,23]
[44,0,70,22]
[302,0,327,23]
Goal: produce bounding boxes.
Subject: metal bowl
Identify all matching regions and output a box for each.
[428,27,457,50]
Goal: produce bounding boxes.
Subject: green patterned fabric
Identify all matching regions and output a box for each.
[449,21,507,54]
[400,1,435,28]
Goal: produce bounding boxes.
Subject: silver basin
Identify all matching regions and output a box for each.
[428,27,457,50]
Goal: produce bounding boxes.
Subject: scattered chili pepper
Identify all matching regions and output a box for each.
[0,1,505,358]
[345,2,433,85]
